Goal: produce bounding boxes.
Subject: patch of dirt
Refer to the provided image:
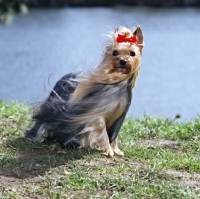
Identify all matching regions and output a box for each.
[0,167,24,179]
[79,157,117,167]
[0,163,70,198]
[0,175,23,190]
[1,137,83,178]
[180,180,200,187]
[78,156,143,171]
[1,147,60,179]
[0,144,94,194]
[164,169,200,188]
[140,138,180,151]
[123,158,143,169]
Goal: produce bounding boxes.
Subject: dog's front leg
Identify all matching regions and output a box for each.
[88,117,114,157]
[102,132,114,157]
[95,126,114,157]
[111,136,124,156]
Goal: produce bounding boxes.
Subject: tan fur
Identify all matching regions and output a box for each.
[77,116,114,157]
[70,26,144,157]
[111,137,124,156]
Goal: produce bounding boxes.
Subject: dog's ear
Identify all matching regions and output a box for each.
[113,28,119,44]
[133,27,144,50]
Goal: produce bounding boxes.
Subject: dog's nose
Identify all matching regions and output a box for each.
[120,60,126,66]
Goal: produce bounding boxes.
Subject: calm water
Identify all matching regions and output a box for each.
[0,7,200,121]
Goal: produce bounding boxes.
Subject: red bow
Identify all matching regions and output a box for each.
[116,34,137,44]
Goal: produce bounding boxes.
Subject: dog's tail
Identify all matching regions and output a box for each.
[24,72,80,148]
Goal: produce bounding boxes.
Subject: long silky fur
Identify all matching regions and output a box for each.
[25,26,144,156]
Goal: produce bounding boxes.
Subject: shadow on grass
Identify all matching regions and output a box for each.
[0,137,98,179]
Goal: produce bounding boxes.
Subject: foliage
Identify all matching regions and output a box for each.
[0,0,28,23]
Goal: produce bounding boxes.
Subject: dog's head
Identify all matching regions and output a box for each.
[102,26,144,75]
[72,26,144,99]
[70,26,144,101]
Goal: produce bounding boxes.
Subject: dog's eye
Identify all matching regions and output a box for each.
[112,50,118,56]
[130,51,136,56]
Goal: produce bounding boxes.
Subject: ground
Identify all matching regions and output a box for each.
[0,101,200,198]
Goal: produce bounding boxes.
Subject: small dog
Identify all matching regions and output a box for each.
[25,26,144,157]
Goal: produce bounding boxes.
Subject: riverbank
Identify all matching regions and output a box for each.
[1,0,200,23]
[16,0,200,7]
[0,101,199,198]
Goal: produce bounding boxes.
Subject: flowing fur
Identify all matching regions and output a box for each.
[25,26,144,157]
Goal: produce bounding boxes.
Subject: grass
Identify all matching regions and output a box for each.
[0,100,200,198]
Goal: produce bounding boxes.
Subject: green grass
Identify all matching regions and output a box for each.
[0,100,200,198]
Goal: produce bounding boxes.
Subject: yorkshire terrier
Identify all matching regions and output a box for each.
[25,26,144,157]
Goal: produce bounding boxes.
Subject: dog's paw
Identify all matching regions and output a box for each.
[103,149,114,157]
[113,148,124,156]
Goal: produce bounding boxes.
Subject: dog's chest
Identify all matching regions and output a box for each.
[105,82,132,128]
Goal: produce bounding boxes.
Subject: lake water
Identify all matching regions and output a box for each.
[0,7,200,121]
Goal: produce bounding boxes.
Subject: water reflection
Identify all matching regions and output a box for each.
[0,7,200,121]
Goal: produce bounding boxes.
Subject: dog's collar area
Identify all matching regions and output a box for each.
[116,34,137,44]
